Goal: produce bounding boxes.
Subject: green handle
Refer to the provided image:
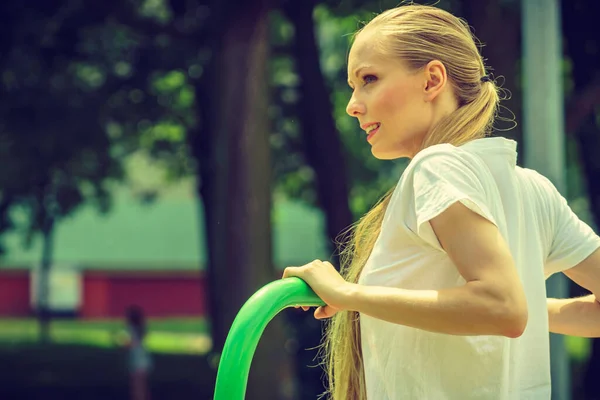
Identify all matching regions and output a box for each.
[213,277,326,399]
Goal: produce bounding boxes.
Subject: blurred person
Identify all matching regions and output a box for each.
[125,305,153,400]
[284,3,600,399]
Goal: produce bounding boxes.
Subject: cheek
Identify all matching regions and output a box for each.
[374,85,407,115]
[375,85,425,132]
[376,85,424,125]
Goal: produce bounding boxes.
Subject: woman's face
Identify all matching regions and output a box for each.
[346,31,449,160]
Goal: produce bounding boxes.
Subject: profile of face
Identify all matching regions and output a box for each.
[346,30,457,160]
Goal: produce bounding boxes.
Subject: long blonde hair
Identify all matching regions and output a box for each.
[321,4,501,399]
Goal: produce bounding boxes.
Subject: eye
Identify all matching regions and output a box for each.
[362,74,378,86]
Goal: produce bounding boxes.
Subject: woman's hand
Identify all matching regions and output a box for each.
[283,259,355,319]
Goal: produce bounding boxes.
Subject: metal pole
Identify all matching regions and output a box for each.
[522,0,570,399]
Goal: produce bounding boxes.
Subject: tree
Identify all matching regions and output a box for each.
[281,0,353,257]
[0,1,125,342]
[191,0,297,397]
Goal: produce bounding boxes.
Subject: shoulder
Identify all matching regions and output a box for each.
[393,144,500,249]
[401,143,488,190]
[518,167,555,187]
[517,167,564,205]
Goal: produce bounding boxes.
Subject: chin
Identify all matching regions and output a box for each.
[371,136,420,160]
[371,146,408,160]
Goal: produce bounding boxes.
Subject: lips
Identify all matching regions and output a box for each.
[361,122,380,131]
[366,124,380,141]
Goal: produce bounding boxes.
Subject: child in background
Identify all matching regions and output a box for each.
[125,305,153,400]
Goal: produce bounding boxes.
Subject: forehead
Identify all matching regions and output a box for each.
[347,31,389,74]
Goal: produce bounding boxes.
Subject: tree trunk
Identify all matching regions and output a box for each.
[284,0,353,250]
[192,0,294,398]
[38,217,54,344]
[281,1,354,397]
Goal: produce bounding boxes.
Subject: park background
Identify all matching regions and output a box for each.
[0,0,598,399]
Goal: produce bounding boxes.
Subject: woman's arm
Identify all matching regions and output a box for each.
[344,282,525,337]
[548,248,600,337]
[548,295,600,337]
[344,202,528,337]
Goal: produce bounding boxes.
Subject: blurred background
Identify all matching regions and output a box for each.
[0,0,597,399]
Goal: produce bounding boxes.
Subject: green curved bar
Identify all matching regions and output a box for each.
[213,277,326,400]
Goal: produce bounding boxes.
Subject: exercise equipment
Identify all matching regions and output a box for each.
[213,277,325,399]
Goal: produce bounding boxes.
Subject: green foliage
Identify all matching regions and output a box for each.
[0,4,123,251]
[0,0,202,253]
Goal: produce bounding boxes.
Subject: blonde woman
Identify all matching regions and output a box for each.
[283,4,600,399]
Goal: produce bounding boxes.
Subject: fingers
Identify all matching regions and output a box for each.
[282,259,325,279]
[292,304,339,320]
[284,260,336,319]
[282,265,308,279]
[282,267,295,279]
[292,305,312,311]
[314,305,338,319]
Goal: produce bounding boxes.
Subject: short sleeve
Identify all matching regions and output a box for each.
[545,182,600,276]
[409,148,497,251]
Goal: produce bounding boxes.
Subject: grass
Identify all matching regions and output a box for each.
[0,317,211,354]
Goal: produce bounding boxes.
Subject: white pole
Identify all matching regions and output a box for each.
[522,0,570,399]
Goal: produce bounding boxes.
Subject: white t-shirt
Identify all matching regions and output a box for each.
[358,137,600,400]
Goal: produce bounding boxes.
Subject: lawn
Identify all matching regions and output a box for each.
[0,317,211,354]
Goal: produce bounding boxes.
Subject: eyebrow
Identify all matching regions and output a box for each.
[347,65,372,87]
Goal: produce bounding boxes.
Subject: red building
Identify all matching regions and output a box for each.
[0,269,207,318]
[82,270,206,318]
[0,270,31,317]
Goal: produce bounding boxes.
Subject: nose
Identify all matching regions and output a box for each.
[346,95,365,117]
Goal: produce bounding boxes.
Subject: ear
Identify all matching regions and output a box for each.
[422,60,448,102]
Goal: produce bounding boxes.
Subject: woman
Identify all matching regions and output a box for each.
[283,4,600,399]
